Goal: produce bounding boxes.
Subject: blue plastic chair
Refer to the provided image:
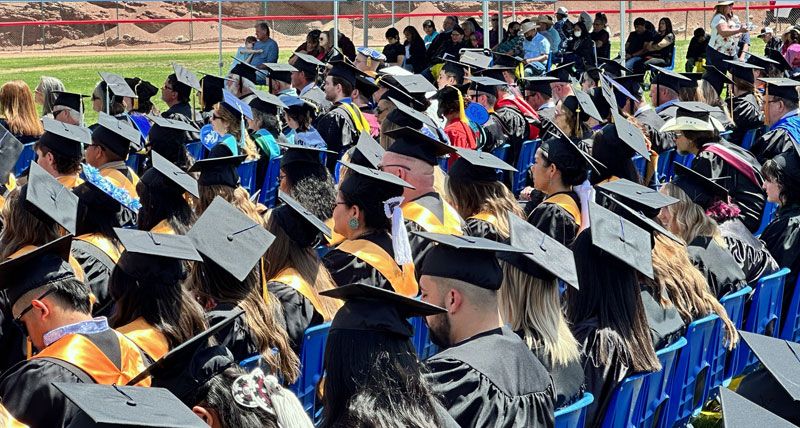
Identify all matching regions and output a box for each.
[438,156,449,173]
[238,355,262,372]
[780,276,800,342]
[664,314,719,426]
[186,141,205,161]
[656,148,676,183]
[13,143,35,177]
[632,154,647,180]
[740,126,765,151]
[555,392,594,428]
[546,52,554,72]
[410,316,438,360]
[755,201,778,237]
[125,153,144,175]
[730,268,788,379]
[513,139,540,196]
[236,160,258,195]
[491,143,511,163]
[289,322,331,422]
[258,155,282,208]
[665,44,677,71]
[333,161,342,184]
[719,286,753,386]
[600,373,647,428]
[637,337,687,428]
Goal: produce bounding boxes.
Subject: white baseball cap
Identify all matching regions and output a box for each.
[758,27,774,37]
[556,6,568,16]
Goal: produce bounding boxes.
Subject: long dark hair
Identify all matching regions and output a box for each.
[403,25,422,44]
[321,329,441,428]
[763,158,800,205]
[73,184,124,245]
[136,169,195,234]
[659,17,673,35]
[567,231,661,373]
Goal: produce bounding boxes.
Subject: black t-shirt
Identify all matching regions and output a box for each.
[625,31,652,55]
[382,42,405,63]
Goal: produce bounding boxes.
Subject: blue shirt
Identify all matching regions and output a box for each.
[546,27,561,53]
[424,32,439,48]
[523,33,550,71]
[250,38,279,83]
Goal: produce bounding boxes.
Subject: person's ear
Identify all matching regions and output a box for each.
[446,288,462,313]
[31,299,51,322]
[192,406,215,427]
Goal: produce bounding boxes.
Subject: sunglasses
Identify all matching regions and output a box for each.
[14,288,55,337]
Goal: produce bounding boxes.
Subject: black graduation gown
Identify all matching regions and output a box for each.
[750,127,796,165]
[322,231,397,292]
[692,144,766,233]
[72,239,116,318]
[719,218,779,284]
[687,236,748,299]
[479,113,507,154]
[494,105,531,167]
[425,327,555,428]
[404,192,466,269]
[639,286,686,350]
[526,191,580,248]
[315,103,358,172]
[207,302,266,363]
[760,203,800,316]
[728,93,764,147]
[515,330,585,409]
[464,217,504,243]
[635,107,675,153]
[538,108,558,140]
[571,318,635,427]
[0,299,24,373]
[267,282,324,355]
[161,102,193,121]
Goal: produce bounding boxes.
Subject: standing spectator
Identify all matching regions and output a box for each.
[757,27,782,54]
[295,30,326,60]
[738,25,751,60]
[422,20,439,49]
[554,6,569,42]
[707,1,748,73]
[489,14,500,48]
[782,27,800,72]
[625,17,654,72]
[591,15,611,59]
[522,21,550,76]
[426,16,458,63]
[33,76,64,118]
[250,22,279,84]
[539,15,561,54]
[642,17,676,68]
[686,28,710,72]
[403,26,427,73]
[0,81,44,144]
[382,28,405,66]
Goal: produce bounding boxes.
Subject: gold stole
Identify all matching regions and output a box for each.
[269,268,330,320]
[76,234,122,263]
[56,175,84,189]
[543,194,581,227]
[117,317,170,361]
[150,220,175,235]
[336,239,418,297]
[99,167,139,198]
[401,200,463,235]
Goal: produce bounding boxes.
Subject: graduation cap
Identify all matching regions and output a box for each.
[328,60,363,87]
[597,178,678,219]
[547,62,576,83]
[388,96,439,130]
[24,162,79,235]
[151,150,199,197]
[591,86,613,121]
[187,152,245,188]
[39,117,89,159]
[220,89,253,120]
[291,52,325,75]
[375,75,429,109]
[702,65,734,96]
[392,74,437,95]
[92,112,141,158]
[349,131,384,170]
[52,91,88,116]
[115,227,203,281]
[746,53,779,71]
[355,75,380,100]
[649,65,691,93]
[0,126,23,182]
[522,76,557,97]
[415,232,529,290]
[459,50,493,70]
[172,62,202,91]
[540,123,604,177]
[719,387,796,428]
[339,160,414,190]
[724,59,762,84]
[198,73,233,110]
[678,72,703,88]
[564,91,603,123]
[0,235,75,306]
[188,197,275,282]
[321,283,446,337]
[670,162,728,210]
[449,147,516,182]
[498,213,579,289]
[384,126,456,166]
[660,101,726,133]
[598,58,632,78]
[272,190,331,247]
[263,63,298,85]
[607,111,650,158]
[759,77,800,102]
[476,65,516,82]
[147,114,198,134]
[587,201,654,278]
[249,88,287,115]
[278,142,335,168]
[356,46,387,62]
[52,382,206,428]
[491,51,524,68]
[468,75,507,95]
[229,59,261,86]
[606,193,683,245]
[601,74,638,106]
[612,74,645,102]
[770,143,800,186]
[766,48,792,74]
[440,59,466,85]
[78,164,142,212]
[99,71,137,99]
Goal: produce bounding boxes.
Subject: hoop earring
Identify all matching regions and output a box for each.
[348,217,360,230]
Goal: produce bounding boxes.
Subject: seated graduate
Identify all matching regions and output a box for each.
[188,145,262,223]
[318,284,458,428]
[760,146,800,317]
[73,163,141,317]
[209,90,259,160]
[749,78,800,164]
[136,151,197,235]
[0,237,150,428]
[109,228,207,361]
[186,197,299,381]
[498,214,585,408]
[555,95,594,140]
[418,233,555,427]
[659,164,749,299]
[248,89,286,186]
[146,115,197,171]
[446,148,521,242]
[284,96,327,149]
[277,143,337,222]
[323,162,418,296]
[33,117,87,189]
[263,191,341,352]
[723,60,766,148]
[588,111,650,185]
[567,202,661,425]
[660,101,767,233]
[86,112,141,197]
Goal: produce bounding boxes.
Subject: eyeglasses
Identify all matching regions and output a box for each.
[766,98,783,105]
[333,201,347,210]
[376,108,386,115]
[14,288,55,336]
[278,173,286,182]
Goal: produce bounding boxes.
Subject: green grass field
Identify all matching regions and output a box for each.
[0,37,765,124]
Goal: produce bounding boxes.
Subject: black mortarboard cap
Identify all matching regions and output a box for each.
[597,178,678,219]
[766,48,792,73]
[321,283,446,337]
[498,213,579,289]
[229,60,260,85]
[649,65,691,92]
[547,62,576,83]
[541,123,604,176]
[671,163,728,210]
[588,201,654,278]
[187,151,245,188]
[350,131,384,170]
[273,190,331,247]
[339,160,414,190]
[249,88,287,115]
[292,52,325,75]
[152,150,199,197]
[172,63,202,91]
[760,77,800,102]
[263,63,297,85]
[449,147,516,182]
[601,74,638,108]
[770,143,800,186]
[277,142,335,168]
[476,65,514,82]
[147,114,199,134]
[99,71,137,98]
[388,96,439,130]
[39,117,89,159]
[725,60,762,84]
[188,197,275,282]
[198,73,232,110]
[564,91,602,122]
[469,75,507,95]
[598,58,632,78]
[679,72,703,88]
[591,86,613,120]
[747,53,779,71]
[523,76,556,97]
[601,193,683,246]
[385,126,456,165]
[612,74,645,101]
[25,162,79,234]
[93,112,139,158]
[355,75,379,100]
[608,111,650,158]
[52,91,88,113]
[702,65,734,95]
[52,382,207,428]
[126,78,159,104]
[441,59,466,85]
[415,232,528,290]
[491,51,524,68]
[328,60,362,86]
[719,387,796,428]
[376,75,429,109]
[0,235,75,305]
[115,227,202,281]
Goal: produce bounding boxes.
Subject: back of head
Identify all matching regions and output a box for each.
[39,76,65,116]
[445,175,520,238]
[1,80,44,137]
[590,126,640,184]
[136,169,195,234]
[14,274,91,317]
[662,182,721,244]
[0,187,62,260]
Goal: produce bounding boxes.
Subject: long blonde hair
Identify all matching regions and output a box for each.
[499,261,581,367]
[213,102,258,161]
[0,81,44,137]
[445,176,523,238]
[662,182,723,245]
[644,234,739,349]
[198,184,264,226]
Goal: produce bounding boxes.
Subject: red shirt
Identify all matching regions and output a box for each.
[444,120,477,168]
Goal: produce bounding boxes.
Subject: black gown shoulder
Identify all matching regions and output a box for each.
[71,239,116,318]
[687,236,748,299]
[728,93,764,147]
[494,105,530,160]
[751,127,796,165]
[527,193,580,247]
[207,303,261,363]
[636,108,674,153]
[639,286,686,350]
[267,281,323,355]
[464,217,504,242]
[424,326,555,428]
[760,203,800,315]
[315,105,357,171]
[519,331,585,409]
[322,231,397,292]
[719,218,779,284]
[479,115,507,153]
